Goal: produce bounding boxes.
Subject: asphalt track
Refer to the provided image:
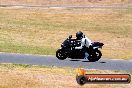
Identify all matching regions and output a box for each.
[0,53,132,72]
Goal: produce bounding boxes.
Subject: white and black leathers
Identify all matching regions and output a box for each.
[75,35,92,59]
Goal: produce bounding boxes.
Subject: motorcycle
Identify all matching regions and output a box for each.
[56,35,104,62]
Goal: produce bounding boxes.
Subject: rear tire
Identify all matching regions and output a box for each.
[88,50,102,62]
[56,49,67,60]
[94,50,102,61]
[88,54,96,62]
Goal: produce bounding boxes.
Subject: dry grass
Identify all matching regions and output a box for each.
[0,7,131,59]
[0,0,131,6]
[0,63,131,88]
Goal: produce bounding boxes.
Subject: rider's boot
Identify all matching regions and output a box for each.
[84,52,89,59]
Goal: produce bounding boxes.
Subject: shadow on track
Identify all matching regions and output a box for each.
[69,59,106,63]
[99,61,106,63]
[70,59,81,61]
[82,60,94,62]
[82,61,106,63]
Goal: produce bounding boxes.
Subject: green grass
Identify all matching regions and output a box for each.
[0,63,51,69]
[0,41,55,55]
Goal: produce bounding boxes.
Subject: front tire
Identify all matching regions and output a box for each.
[56,49,67,60]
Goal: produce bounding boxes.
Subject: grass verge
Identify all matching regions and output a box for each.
[0,0,131,6]
[0,63,131,88]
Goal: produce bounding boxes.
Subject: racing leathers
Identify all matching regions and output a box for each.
[75,35,92,59]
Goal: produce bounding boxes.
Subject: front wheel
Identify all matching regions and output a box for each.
[56,49,67,60]
[88,50,102,62]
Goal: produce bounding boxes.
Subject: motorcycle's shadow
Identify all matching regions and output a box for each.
[69,59,106,63]
[99,61,106,63]
[82,60,106,63]
[70,59,81,61]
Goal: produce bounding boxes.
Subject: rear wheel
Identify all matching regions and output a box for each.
[95,50,102,61]
[56,49,67,60]
[88,50,102,62]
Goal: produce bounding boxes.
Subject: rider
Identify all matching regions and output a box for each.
[75,31,92,59]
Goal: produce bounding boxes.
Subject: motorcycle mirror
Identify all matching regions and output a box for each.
[69,35,72,39]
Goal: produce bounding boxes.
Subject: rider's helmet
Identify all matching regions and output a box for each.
[76,31,83,40]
